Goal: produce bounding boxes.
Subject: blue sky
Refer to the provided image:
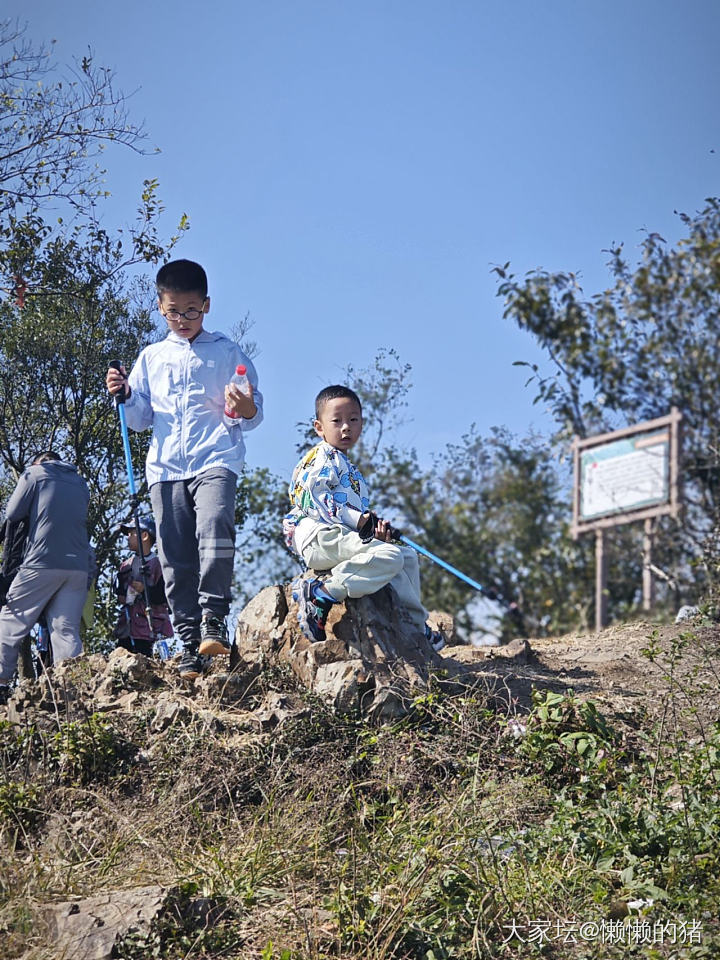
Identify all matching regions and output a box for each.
[11,0,720,478]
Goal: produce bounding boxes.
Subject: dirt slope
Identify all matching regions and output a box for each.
[442,619,720,733]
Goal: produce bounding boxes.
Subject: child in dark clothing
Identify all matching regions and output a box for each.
[113,515,172,658]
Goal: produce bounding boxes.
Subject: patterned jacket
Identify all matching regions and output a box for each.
[113,553,173,643]
[283,441,371,554]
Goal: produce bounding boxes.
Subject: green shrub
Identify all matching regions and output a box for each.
[49,713,130,785]
[0,780,41,847]
[518,689,620,786]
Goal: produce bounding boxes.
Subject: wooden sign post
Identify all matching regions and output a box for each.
[571,408,682,633]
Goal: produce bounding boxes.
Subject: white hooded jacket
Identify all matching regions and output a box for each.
[124,328,263,485]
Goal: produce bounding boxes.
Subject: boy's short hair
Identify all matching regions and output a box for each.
[315,385,362,419]
[156,259,208,299]
[33,451,60,464]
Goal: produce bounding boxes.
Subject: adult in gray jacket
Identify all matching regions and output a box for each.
[0,452,90,699]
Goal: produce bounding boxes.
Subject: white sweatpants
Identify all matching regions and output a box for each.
[0,566,86,684]
[300,524,428,634]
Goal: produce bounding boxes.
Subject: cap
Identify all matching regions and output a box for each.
[119,515,156,539]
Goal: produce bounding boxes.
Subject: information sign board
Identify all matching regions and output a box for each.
[571,409,681,538]
[580,429,669,521]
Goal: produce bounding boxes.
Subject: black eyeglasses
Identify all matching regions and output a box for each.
[162,299,207,322]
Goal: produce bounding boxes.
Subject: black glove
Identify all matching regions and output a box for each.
[356,511,378,543]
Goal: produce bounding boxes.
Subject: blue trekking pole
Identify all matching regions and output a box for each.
[393,529,526,634]
[109,360,168,659]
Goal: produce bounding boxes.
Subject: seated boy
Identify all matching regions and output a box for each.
[113,515,173,658]
[283,385,444,650]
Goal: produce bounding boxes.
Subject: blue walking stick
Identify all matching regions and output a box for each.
[392,528,526,634]
[109,360,165,654]
[396,533,490,594]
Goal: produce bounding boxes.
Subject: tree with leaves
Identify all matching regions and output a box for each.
[372,426,618,640]
[0,20,145,217]
[0,23,187,646]
[0,199,188,642]
[495,198,720,599]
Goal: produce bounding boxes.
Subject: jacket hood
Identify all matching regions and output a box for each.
[29,461,80,478]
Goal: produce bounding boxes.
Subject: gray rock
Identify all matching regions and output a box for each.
[151,693,192,732]
[195,671,252,704]
[43,885,167,960]
[490,637,532,663]
[107,647,154,684]
[254,690,308,728]
[234,581,446,719]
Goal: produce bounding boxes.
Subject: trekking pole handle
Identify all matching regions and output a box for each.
[108,359,127,406]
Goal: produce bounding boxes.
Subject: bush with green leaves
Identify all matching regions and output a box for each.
[0,780,41,848]
[48,713,132,785]
[496,198,720,596]
[518,689,622,786]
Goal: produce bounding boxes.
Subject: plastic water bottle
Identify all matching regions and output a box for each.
[231,364,250,395]
[156,639,170,660]
[36,623,50,654]
[226,364,251,419]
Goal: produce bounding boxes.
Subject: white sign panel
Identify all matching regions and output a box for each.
[580,430,669,522]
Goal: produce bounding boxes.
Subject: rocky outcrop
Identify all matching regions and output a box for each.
[1,647,264,735]
[1,586,457,730]
[234,582,448,720]
[43,886,167,960]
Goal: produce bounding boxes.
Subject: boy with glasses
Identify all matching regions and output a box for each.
[106,259,263,680]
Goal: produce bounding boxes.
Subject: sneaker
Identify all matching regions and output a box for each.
[292,578,331,643]
[425,623,446,653]
[178,651,204,680]
[198,615,231,656]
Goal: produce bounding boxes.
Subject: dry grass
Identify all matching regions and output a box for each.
[1,626,719,958]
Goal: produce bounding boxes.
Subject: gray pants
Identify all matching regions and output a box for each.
[150,468,237,648]
[0,566,87,684]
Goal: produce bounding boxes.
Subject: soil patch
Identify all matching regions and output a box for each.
[442,619,720,734]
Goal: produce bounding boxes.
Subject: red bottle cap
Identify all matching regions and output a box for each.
[236,364,247,375]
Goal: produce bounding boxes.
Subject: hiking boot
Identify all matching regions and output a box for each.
[292,578,331,643]
[178,650,204,680]
[425,623,446,653]
[198,615,231,656]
